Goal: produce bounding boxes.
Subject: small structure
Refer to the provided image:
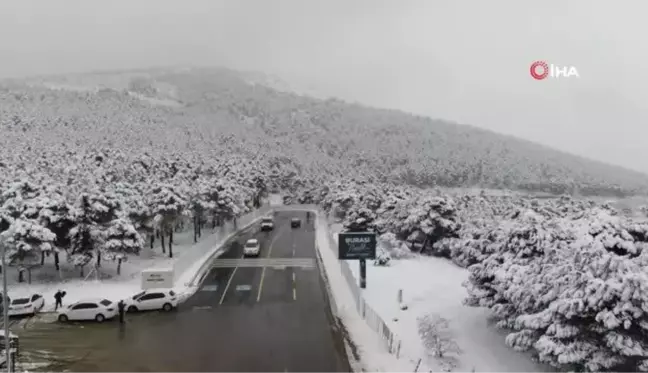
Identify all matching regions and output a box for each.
[141,267,174,290]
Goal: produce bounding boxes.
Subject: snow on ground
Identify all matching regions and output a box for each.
[315,215,408,372]
[1,226,228,312]
[268,193,283,206]
[345,251,551,372]
[1,205,273,315]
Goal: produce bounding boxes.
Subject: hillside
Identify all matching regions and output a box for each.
[4,67,648,372]
[1,67,647,196]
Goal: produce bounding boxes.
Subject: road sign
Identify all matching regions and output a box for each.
[338,232,377,260]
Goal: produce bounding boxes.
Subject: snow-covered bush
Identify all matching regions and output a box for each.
[418,312,461,371]
[377,232,414,259]
[464,210,648,371]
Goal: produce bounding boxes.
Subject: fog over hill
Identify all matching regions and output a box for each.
[1,67,647,197]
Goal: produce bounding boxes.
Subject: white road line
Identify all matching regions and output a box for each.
[219,267,239,305]
[219,253,244,305]
[257,227,285,302]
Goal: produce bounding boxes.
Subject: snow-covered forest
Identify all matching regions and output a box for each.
[2,67,648,371]
[290,182,648,372]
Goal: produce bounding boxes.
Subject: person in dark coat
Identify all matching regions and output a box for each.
[118,300,126,324]
[54,290,65,311]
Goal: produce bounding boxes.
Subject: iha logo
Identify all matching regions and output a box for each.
[530,61,580,80]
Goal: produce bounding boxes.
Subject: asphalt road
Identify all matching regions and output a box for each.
[15,211,351,372]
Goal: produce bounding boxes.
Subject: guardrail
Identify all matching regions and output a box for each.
[276,204,403,359]
[178,205,271,288]
[330,230,402,357]
[177,203,405,363]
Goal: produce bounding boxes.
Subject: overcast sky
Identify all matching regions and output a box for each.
[1,0,646,173]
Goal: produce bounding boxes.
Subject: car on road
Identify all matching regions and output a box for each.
[291,218,301,228]
[124,289,178,312]
[244,238,261,257]
[57,298,117,323]
[8,293,44,317]
[260,216,274,231]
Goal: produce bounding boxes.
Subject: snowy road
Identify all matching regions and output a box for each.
[14,211,350,372]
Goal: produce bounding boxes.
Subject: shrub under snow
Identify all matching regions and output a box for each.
[464,210,648,371]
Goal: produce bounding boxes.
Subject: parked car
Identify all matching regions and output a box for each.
[57,299,117,323]
[124,289,178,312]
[260,216,274,231]
[291,218,301,228]
[243,238,261,257]
[8,294,44,317]
[0,329,19,355]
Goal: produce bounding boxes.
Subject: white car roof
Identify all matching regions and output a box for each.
[10,296,32,301]
[246,238,259,243]
[10,292,41,298]
[0,330,18,338]
[72,298,110,304]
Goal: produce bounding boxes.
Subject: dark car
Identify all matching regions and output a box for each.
[291,218,301,228]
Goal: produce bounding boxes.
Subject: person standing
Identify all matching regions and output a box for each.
[118,300,126,324]
[54,290,65,311]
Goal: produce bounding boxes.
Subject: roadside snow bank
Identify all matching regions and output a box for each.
[315,215,408,372]
[173,206,271,298]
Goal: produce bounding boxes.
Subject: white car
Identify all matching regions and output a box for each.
[57,298,117,323]
[8,294,44,317]
[260,217,274,231]
[244,238,261,257]
[124,289,178,312]
[0,329,19,355]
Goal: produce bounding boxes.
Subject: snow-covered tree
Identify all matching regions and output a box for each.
[68,194,105,276]
[0,218,55,282]
[102,218,144,274]
[417,313,461,371]
[149,184,187,258]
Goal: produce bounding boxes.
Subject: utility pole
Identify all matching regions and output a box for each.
[1,242,11,373]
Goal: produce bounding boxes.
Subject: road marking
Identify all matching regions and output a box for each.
[257,227,285,302]
[220,266,239,305]
[236,285,252,291]
[292,271,297,300]
[219,253,245,304]
[201,285,219,292]
[193,306,212,310]
[213,258,315,268]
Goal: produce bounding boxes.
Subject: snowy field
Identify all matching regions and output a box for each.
[0,229,202,312]
[347,256,551,372]
[321,221,550,372]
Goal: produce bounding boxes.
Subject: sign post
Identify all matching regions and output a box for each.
[338,232,376,288]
